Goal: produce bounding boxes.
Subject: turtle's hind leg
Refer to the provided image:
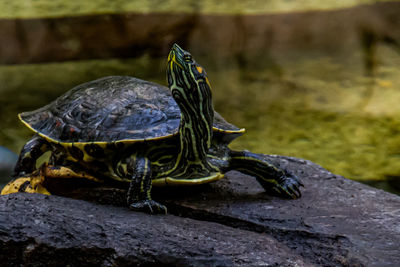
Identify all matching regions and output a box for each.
[2,165,51,195]
[227,150,303,199]
[1,163,102,195]
[126,156,167,214]
[13,134,50,178]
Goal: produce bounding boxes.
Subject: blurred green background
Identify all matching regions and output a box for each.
[1,0,400,194]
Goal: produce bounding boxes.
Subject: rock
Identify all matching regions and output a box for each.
[167,155,400,266]
[0,194,307,266]
[1,155,399,266]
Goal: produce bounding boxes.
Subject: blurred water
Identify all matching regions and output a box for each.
[0,146,17,187]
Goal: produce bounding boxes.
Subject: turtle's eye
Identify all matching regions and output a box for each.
[183,54,192,62]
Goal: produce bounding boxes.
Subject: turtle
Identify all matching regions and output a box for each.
[2,44,303,214]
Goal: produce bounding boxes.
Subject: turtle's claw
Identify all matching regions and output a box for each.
[129,200,168,214]
[273,172,303,199]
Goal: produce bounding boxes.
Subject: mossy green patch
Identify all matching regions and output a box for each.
[229,107,400,181]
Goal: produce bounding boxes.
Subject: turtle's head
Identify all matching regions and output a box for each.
[167,43,212,106]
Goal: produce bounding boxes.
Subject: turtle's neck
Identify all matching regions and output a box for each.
[170,81,216,178]
[165,43,217,178]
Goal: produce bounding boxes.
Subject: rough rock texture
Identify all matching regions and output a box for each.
[0,194,307,266]
[166,156,400,266]
[1,155,399,266]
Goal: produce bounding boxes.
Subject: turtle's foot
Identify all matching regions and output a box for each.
[258,171,303,199]
[129,200,167,214]
[273,171,303,199]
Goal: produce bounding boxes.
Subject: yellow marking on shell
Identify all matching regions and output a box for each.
[213,127,245,134]
[18,113,245,147]
[1,163,105,196]
[0,175,51,195]
[82,145,94,161]
[42,164,102,182]
[1,177,30,195]
[28,183,51,195]
[152,172,224,187]
[196,66,203,73]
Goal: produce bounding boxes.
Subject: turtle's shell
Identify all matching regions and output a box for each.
[20,76,244,144]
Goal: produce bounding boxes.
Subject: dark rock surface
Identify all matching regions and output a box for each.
[0,193,306,266]
[166,156,400,266]
[1,155,399,266]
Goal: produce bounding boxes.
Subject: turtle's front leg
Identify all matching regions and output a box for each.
[227,150,303,199]
[126,156,167,214]
[14,135,50,178]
